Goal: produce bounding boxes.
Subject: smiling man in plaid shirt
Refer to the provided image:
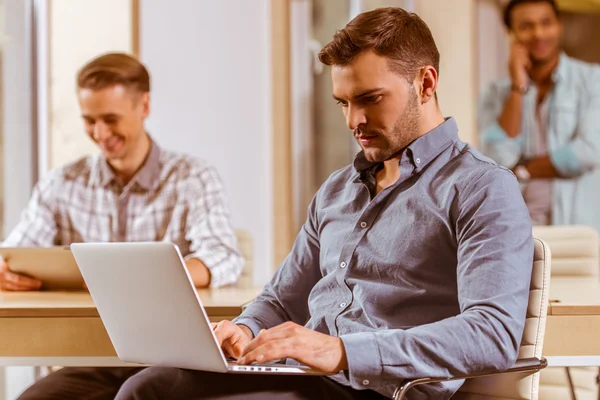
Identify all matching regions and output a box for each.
[3,52,244,400]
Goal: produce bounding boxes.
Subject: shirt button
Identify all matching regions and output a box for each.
[339,302,347,308]
[360,221,368,228]
[362,379,370,386]
[416,158,421,164]
[340,262,347,268]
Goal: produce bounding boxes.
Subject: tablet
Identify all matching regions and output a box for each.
[0,247,84,290]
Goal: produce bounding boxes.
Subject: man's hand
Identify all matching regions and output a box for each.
[0,260,42,291]
[237,321,348,374]
[509,40,531,90]
[212,320,253,359]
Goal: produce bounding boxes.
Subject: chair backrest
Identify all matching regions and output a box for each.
[532,225,599,399]
[454,238,551,400]
[235,228,254,286]
[532,225,598,277]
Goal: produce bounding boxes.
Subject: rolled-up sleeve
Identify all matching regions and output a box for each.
[478,82,523,168]
[184,166,244,288]
[2,172,59,247]
[338,167,533,390]
[549,71,600,178]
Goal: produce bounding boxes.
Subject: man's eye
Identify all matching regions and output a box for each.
[363,96,380,104]
[336,100,348,107]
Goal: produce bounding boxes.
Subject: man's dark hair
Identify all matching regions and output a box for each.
[318,7,439,82]
[503,0,559,29]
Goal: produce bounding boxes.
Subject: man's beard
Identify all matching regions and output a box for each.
[361,89,420,163]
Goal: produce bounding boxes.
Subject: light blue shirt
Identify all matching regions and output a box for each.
[479,53,600,231]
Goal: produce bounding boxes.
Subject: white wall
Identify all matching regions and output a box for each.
[416,0,477,145]
[139,0,273,284]
[47,0,132,171]
[2,0,35,237]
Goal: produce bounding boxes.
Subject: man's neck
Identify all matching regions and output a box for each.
[529,52,561,86]
[109,133,151,185]
[378,108,445,190]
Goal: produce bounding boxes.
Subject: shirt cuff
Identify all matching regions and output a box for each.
[231,317,263,338]
[340,332,383,390]
[550,143,583,178]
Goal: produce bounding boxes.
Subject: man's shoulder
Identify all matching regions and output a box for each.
[158,148,218,182]
[452,144,518,192]
[563,54,600,75]
[451,143,516,188]
[50,154,100,183]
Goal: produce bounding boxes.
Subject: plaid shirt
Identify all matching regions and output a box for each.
[2,140,244,287]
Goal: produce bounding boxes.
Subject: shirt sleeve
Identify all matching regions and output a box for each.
[2,172,60,247]
[233,194,322,334]
[549,69,600,178]
[339,167,533,390]
[183,165,244,288]
[478,81,523,168]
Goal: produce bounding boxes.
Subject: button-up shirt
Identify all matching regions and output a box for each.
[235,118,533,399]
[2,140,244,287]
[479,53,600,232]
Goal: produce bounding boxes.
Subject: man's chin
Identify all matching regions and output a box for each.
[530,49,560,65]
[102,150,126,162]
[362,149,387,163]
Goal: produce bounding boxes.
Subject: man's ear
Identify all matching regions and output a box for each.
[138,92,150,118]
[416,66,438,104]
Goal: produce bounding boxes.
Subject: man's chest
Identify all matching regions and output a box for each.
[317,182,458,286]
[54,185,189,245]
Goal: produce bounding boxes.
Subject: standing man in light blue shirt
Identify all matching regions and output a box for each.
[479,0,600,230]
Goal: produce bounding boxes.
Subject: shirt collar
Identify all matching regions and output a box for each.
[552,52,570,83]
[353,117,459,174]
[95,138,161,190]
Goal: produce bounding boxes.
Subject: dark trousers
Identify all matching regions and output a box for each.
[114,367,388,400]
[17,365,388,400]
[17,367,145,400]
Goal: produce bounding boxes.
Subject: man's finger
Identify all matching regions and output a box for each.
[238,338,293,366]
[213,321,237,347]
[5,272,42,289]
[241,327,294,358]
[1,280,32,291]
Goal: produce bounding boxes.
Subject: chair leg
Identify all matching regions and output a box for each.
[565,367,577,400]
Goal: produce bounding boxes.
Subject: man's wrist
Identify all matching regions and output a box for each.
[510,82,529,94]
[237,324,255,339]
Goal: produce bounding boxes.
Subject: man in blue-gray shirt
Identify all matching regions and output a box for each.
[479,0,600,230]
[116,7,533,400]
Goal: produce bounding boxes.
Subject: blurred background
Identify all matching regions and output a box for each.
[2,0,600,288]
[1,0,600,397]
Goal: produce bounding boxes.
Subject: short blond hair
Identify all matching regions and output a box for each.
[77,52,150,93]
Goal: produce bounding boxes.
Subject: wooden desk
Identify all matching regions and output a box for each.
[1,278,598,365]
[545,277,600,366]
[0,286,261,365]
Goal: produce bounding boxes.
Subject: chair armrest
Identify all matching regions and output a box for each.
[393,357,547,400]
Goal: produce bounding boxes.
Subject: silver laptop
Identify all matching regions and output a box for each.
[70,242,325,375]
